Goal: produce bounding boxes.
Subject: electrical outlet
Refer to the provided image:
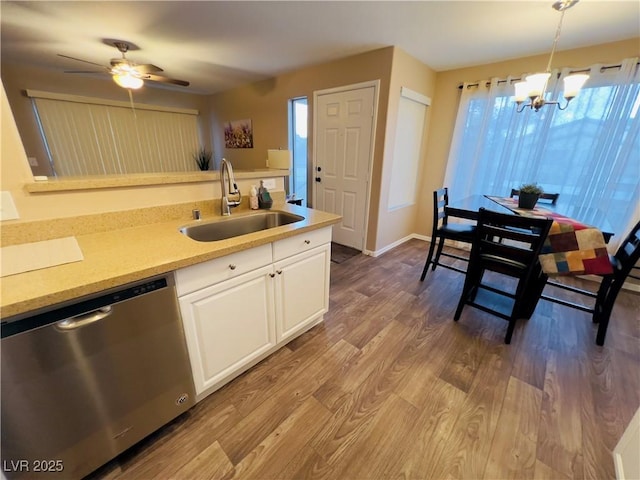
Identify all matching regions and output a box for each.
[261,179,276,190]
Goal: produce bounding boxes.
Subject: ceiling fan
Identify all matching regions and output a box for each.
[59,41,190,89]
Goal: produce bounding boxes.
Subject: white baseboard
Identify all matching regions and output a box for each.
[367,233,425,257]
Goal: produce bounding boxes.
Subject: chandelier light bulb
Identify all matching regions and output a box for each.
[563,74,589,99]
[514,81,530,103]
[525,73,552,99]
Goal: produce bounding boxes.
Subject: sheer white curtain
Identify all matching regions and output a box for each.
[444,58,640,249]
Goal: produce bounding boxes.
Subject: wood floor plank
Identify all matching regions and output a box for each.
[343,289,416,349]
[534,459,572,480]
[170,440,234,480]
[483,376,543,480]
[383,377,468,479]
[275,444,336,480]
[313,319,412,412]
[510,312,551,390]
[427,342,515,479]
[438,316,500,393]
[330,393,419,480]
[225,397,331,480]
[216,339,358,465]
[537,349,585,479]
[113,403,243,480]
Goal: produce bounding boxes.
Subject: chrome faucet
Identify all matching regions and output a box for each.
[220,158,241,215]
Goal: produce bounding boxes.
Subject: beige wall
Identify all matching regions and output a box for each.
[375,48,437,250]
[418,38,640,238]
[210,47,395,251]
[1,62,213,176]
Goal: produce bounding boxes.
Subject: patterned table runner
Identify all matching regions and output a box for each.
[486,196,613,276]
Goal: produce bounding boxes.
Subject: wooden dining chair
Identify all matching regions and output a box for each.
[420,188,476,281]
[510,188,560,205]
[541,220,640,345]
[453,208,552,344]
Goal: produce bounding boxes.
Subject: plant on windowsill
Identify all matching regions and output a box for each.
[193,148,212,171]
[518,183,544,209]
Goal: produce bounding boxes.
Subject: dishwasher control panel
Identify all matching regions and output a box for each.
[1,276,170,339]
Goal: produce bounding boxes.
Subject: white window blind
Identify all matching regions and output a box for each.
[27,90,200,176]
[387,87,431,210]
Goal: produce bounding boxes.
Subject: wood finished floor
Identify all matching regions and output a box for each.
[90,239,640,480]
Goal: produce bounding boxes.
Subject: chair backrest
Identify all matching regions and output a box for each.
[471,208,553,279]
[510,189,560,205]
[612,220,640,281]
[433,187,449,229]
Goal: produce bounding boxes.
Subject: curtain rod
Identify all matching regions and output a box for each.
[457,62,630,90]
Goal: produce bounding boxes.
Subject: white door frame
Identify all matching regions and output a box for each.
[312,80,380,252]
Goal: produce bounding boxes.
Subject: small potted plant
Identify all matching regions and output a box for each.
[518,183,544,209]
[193,148,212,171]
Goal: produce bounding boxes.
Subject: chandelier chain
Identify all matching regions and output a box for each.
[545,7,567,73]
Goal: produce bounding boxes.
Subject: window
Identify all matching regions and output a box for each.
[289,97,307,206]
[445,58,640,246]
[28,90,200,176]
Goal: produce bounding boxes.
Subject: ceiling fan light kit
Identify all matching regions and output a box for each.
[515,0,589,112]
[112,73,143,89]
[60,40,189,90]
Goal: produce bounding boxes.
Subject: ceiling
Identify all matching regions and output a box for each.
[1,1,638,95]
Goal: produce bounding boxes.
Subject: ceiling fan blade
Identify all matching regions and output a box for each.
[64,70,109,74]
[143,74,190,87]
[133,64,163,74]
[58,54,108,69]
[110,59,162,73]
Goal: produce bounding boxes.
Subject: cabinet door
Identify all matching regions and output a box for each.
[274,244,330,343]
[178,266,276,395]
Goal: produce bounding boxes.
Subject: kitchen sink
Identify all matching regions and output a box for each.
[180,211,305,242]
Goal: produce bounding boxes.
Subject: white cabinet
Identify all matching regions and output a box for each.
[178,265,276,395]
[274,244,330,342]
[175,227,332,400]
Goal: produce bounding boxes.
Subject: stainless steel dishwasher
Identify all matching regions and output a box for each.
[1,275,195,479]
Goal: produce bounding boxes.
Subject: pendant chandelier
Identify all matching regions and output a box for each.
[515,0,589,112]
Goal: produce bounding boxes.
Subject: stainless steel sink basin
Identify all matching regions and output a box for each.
[180,211,305,242]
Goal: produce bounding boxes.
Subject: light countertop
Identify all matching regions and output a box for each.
[0,204,340,319]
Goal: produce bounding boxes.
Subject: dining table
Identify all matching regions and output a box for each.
[445,194,616,317]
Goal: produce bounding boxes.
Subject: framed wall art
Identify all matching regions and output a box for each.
[224,119,253,148]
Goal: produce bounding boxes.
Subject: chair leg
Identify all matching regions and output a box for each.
[594,281,620,346]
[504,318,517,344]
[420,235,439,281]
[595,313,611,346]
[432,236,446,271]
[454,266,479,321]
[593,276,612,324]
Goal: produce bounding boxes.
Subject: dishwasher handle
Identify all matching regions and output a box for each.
[55,306,113,331]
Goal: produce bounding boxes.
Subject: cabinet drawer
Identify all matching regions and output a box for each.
[175,243,272,296]
[273,226,332,261]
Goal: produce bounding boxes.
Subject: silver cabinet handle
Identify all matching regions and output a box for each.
[56,306,113,331]
[229,264,237,270]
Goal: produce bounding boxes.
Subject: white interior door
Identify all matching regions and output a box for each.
[314,84,376,250]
